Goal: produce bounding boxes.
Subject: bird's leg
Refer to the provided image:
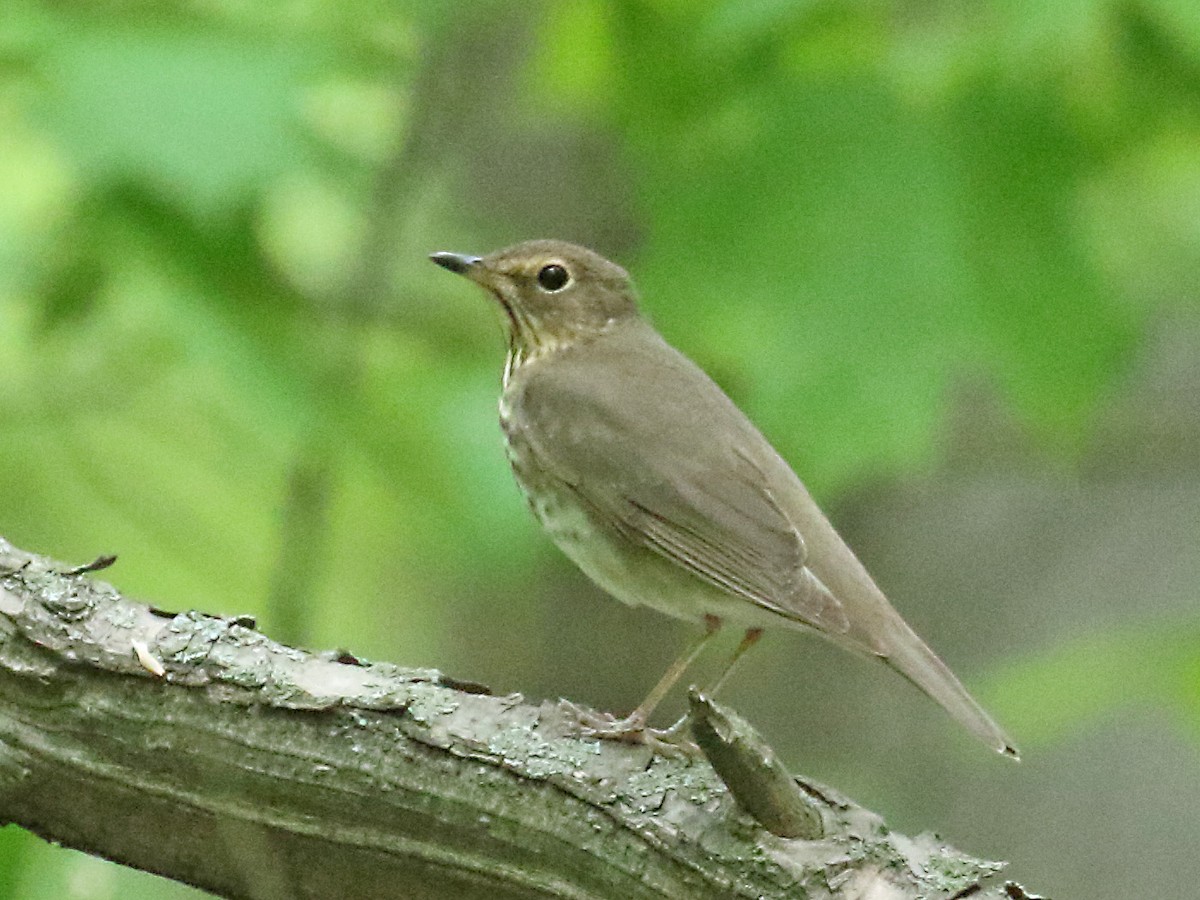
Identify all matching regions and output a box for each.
[565,616,721,754]
[657,627,765,740]
[706,627,764,696]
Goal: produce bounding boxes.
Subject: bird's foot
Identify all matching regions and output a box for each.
[559,701,699,758]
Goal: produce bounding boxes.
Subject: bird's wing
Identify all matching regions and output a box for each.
[513,325,849,634]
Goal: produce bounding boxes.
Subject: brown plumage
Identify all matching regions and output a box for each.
[431,239,1017,759]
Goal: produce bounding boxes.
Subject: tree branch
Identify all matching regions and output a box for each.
[0,537,1032,899]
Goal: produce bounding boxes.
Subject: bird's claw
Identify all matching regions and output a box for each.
[559,701,700,758]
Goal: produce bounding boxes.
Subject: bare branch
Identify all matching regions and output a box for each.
[0,537,1028,899]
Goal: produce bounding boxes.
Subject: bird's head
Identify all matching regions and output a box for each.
[430,240,640,356]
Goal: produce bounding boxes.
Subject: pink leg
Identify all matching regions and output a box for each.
[566,616,722,753]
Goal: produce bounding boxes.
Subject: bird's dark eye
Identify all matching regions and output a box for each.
[537,263,570,292]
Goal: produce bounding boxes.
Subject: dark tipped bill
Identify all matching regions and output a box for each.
[429,251,482,275]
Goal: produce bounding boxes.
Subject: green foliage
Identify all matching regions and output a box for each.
[985,623,1200,747]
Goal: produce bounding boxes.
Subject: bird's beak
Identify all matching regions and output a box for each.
[429,251,484,281]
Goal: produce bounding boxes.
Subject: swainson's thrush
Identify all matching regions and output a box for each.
[430,240,1017,759]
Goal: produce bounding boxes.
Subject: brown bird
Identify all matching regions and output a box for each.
[431,240,1018,759]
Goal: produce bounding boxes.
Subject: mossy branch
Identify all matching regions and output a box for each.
[0,537,1032,899]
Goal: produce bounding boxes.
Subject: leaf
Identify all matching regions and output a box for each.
[35,23,324,217]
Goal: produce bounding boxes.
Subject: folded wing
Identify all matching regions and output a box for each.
[514,323,850,634]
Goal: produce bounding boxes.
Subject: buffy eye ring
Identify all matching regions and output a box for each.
[537,264,570,292]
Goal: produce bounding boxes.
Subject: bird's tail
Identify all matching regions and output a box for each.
[882,620,1019,760]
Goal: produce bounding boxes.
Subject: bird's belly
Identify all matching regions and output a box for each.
[513,464,783,629]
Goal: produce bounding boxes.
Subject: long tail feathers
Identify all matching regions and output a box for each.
[883,622,1019,760]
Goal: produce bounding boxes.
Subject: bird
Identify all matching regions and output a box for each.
[430,239,1018,759]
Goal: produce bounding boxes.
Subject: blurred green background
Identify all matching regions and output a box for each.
[1,1,1198,897]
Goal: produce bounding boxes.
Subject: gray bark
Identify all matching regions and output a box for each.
[0,537,1034,899]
